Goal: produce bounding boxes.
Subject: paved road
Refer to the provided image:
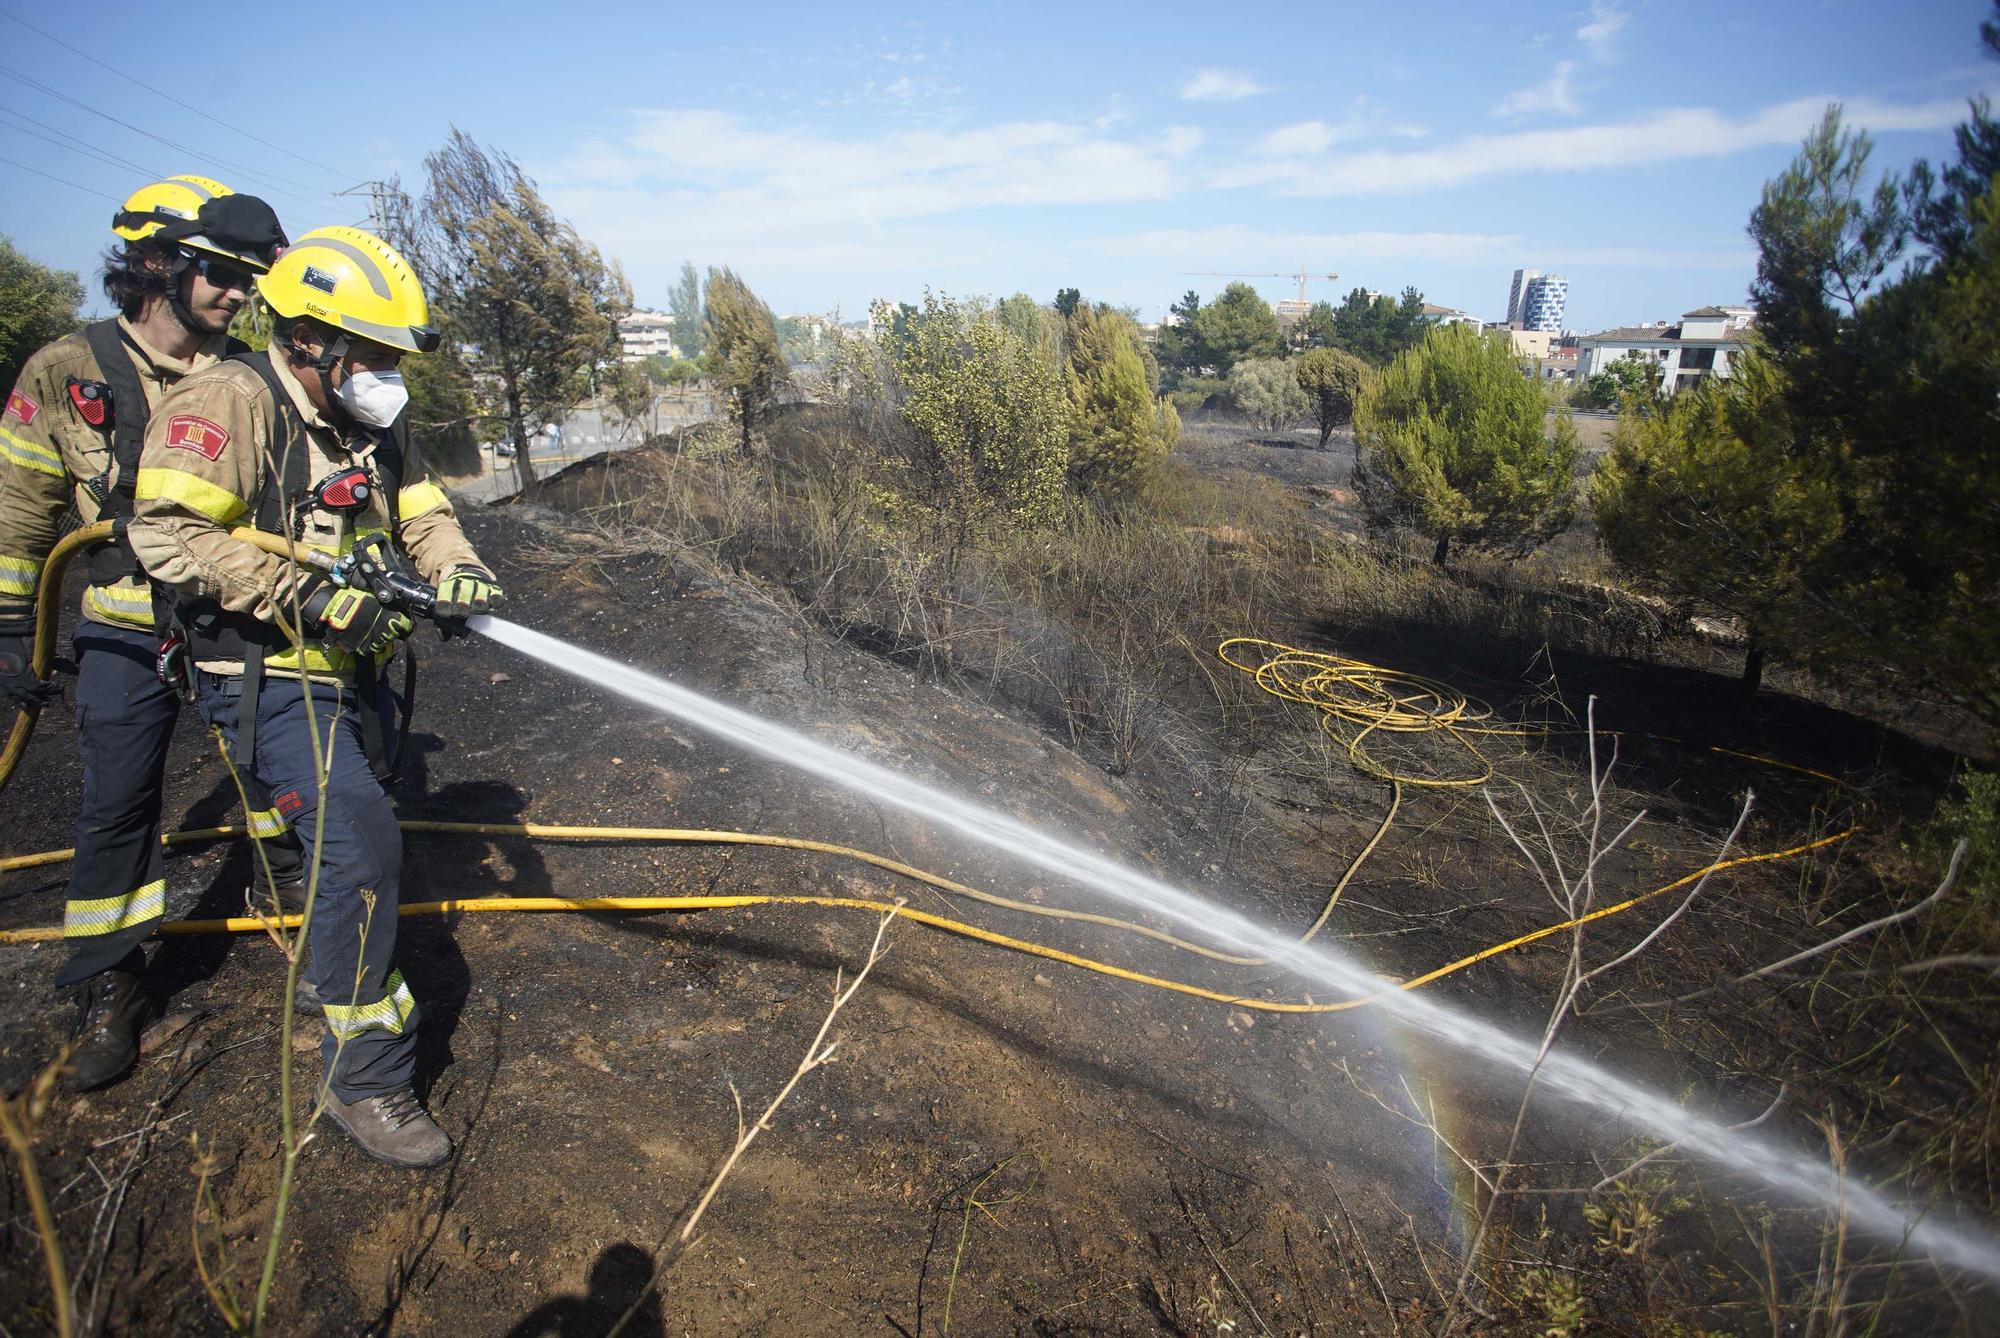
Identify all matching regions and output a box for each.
[453,394,715,503]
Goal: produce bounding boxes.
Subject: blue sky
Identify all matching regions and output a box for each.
[2,1,1992,332]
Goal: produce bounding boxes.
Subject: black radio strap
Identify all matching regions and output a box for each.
[79,321,151,587]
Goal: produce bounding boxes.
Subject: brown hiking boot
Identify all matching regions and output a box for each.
[63,969,148,1092]
[323,1087,452,1168]
[245,878,307,919]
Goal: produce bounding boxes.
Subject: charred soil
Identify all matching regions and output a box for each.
[1,437,1994,1333]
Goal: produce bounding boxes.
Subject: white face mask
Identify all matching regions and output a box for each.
[334,369,409,428]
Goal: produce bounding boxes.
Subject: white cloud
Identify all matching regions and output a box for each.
[1253,102,1429,156]
[1221,93,1975,197]
[543,110,1194,247]
[1495,61,1580,118]
[1180,68,1270,101]
[1577,1,1631,59]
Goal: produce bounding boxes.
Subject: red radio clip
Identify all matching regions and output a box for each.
[66,378,112,429]
[309,465,374,515]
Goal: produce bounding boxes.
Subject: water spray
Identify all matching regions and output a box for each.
[469,614,2000,1285]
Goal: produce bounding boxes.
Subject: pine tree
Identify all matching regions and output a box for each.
[703,267,789,456]
[1590,351,1841,694]
[1294,347,1369,449]
[1065,304,1173,498]
[1352,324,1577,564]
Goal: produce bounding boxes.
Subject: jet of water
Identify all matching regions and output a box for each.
[470,615,2000,1284]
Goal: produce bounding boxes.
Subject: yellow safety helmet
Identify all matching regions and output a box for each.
[111,174,286,271]
[257,226,439,354]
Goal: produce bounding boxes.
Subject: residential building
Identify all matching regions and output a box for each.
[1521,274,1568,333]
[1420,302,1486,333]
[1506,268,1540,325]
[1273,297,1313,328]
[1577,306,1753,392]
[1506,329,1552,360]
[617,310,678,363]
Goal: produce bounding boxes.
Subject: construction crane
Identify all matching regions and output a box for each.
[1185,269,1340,306]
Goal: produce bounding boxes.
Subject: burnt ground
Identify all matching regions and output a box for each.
[0,450,1993,1333]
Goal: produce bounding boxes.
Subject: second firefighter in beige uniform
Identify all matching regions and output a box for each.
[127,333,482,670]
[130,225,501,1167]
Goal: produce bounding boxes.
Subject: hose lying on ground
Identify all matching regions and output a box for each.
[1,525,1856,1014]
[0,819,1853,1015]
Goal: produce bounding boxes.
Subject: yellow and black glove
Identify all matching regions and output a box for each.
[300,583,413,658]
[433,568,505,620]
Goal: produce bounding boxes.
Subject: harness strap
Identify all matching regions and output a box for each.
[78,321,151,587]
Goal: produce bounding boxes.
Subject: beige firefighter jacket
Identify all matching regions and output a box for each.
[127,346,488,679]
[0,319,226,633]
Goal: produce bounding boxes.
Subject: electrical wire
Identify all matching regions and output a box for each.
[0,13,358,182]
[0,104,161,178]
[0,153,117,200]
[0,62,343,208]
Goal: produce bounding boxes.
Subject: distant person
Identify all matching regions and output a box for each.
[128,226,503,1167]
[0,176,305,1092]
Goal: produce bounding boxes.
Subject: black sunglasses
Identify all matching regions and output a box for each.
[181,250,257,292]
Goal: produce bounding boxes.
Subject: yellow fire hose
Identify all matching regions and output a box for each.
[0,526,1857,1015]
[0,819,1852,1014]
[0,521,337,795]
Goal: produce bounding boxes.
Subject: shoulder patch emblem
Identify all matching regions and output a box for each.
[5,389,38,425]
[165,414,230,460]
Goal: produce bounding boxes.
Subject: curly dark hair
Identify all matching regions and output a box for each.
[100,238,179,319]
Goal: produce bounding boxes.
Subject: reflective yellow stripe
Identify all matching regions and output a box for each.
[264,644,348,674]
[134,467,248,523]
[0,553,38,597]
[64,880,166,937]
[83,585,157,629]
[244,807,289,839]
[396,479,448,522]
[322,968,416,1038]
[0,426,64,477]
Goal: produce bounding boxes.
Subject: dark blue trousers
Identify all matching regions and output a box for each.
[197,671,416,1100]
[57,622,303,988]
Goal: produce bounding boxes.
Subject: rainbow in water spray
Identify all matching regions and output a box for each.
[470,614,2000,1285]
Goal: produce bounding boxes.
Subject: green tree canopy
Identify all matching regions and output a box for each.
[1228,355,1308,431]
[704,267,789,455]
[1156,289,1207,388]
[1295,299,1339,349]
[1327,286,1427,366]
[1352,324,1578,564]
[1064,303,1177,499]
[391,128,630,490]
[1294,346,1369,448]
[1579,353,1665,412]
[603,359,656,441]
[0,236,82,399]
[891,292,1071,527]
[1190,282,1282,375]
[668,261,705,358]
[1590,351,1841,693]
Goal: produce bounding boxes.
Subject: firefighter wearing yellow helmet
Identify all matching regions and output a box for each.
[0,174,301,1094]
[128,225,501,1168]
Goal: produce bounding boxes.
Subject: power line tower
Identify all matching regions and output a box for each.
[336,179,393,231]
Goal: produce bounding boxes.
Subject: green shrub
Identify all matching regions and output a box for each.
[1932,766,2000,900]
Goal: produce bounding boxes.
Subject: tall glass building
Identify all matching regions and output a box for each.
[1522,274,1568,333]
